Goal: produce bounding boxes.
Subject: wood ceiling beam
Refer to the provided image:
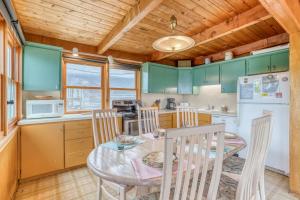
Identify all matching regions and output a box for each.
[24,33,150,63]
[97,0,164,54]
[151,4,272,61]
[258,0,300,195]
[259,0,300,34]
[193,33,289,65]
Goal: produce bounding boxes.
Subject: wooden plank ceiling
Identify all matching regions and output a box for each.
[12,0,287,62]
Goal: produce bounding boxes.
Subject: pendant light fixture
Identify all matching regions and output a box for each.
[152,15,195,52]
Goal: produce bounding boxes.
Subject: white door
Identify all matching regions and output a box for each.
[238,103,289,174]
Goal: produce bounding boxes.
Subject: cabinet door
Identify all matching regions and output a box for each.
[21,123,64,179]
[271,51,289,72]
[23,44,62,91]
[192,67,205,94]
[141,63,149,93]
[178,68,193,94]
[247,55,270,75]
[220,60,246,93]
[148,65,165,93]
[205,64,220,85]
[164,67,178,94]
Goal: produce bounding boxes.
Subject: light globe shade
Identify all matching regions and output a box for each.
[152,35,195,52]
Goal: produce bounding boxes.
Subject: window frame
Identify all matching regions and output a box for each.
[62,59,105,114]
[5,29,19,131]
[0,21,22,135]
[108,67,139,108]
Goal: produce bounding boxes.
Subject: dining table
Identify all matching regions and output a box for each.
[87,132,247,189]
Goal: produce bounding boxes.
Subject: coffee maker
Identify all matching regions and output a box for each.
[166,98,176,110]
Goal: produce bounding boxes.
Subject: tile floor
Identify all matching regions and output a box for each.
[15,167,300,200]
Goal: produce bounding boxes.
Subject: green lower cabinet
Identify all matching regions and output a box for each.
[246,55,270,75]
[204,64,220,85]
[23,42,62,91]
[178,68,193,94]
[220,59,246,93]
[270,51,289,72]
[192,67,205,94]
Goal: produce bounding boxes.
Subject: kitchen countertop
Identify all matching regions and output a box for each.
[18,113,122,126]
[18,109,237,126]
[159,109,237,117]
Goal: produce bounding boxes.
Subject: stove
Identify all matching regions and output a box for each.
[112,100,139,135]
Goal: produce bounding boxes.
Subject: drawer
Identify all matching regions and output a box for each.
[65,137,93,154]
[199,121,211,126]
[64,120,92,130]
[65,128,92,140]
[160,121,173,129]
[198,113,211,123]
[159,113,173,121]
[65,150,91,168]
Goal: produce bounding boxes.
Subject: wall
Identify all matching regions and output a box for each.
[141,93,183,109]
[183,85,237,112]
[141,85,237,112]
[0,127,19,200]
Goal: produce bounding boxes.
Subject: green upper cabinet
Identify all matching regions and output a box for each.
[164,67,178,94]
[192,67,205,94]
[142,49,288,95]
[246,54,270,75]
[178,68,193,94]
[204,64,220,85]
[246,50,289,75]
[142,62,177,94]
[220,59,246,93]
[23,42,62,91]
[147,64,165,93]
[270,51,289,72]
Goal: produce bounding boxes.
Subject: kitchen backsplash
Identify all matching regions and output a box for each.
[182,85,237,112]
[141,85,237,112]
[141,93,183,109]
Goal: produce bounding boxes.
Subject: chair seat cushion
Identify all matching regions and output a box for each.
[136,173,238,200]
[136,156,244,200]
[223,156,245,175]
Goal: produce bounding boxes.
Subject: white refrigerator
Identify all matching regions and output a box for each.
[237,71,290,175]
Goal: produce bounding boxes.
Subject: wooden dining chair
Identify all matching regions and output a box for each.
[91,109,129,200]
[137,106,159,135]
[220,113,272,200]
[176,106,198,128]
[138,124,225,200]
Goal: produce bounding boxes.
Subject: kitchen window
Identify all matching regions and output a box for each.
[64,61,103,112]
[0,23,22,134]
[6,42,18,125]
[109,68,137,107]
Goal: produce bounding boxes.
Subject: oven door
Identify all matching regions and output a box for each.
[123,119,139,136]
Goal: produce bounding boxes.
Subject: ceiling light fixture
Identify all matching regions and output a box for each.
[152,15,195,53]
[72,47,79,56]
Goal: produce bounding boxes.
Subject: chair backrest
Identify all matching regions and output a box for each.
[160,124,225,200]
[137,106,159,135]
[176,106,199,128]
[91,109,120,147]
[236,113,272,200]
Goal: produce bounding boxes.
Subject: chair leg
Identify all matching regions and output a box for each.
[259,175,266,200]
[119,185,126,200]
[97,178,102,200]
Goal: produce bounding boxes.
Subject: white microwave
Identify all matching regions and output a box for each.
[26,100,64,119]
